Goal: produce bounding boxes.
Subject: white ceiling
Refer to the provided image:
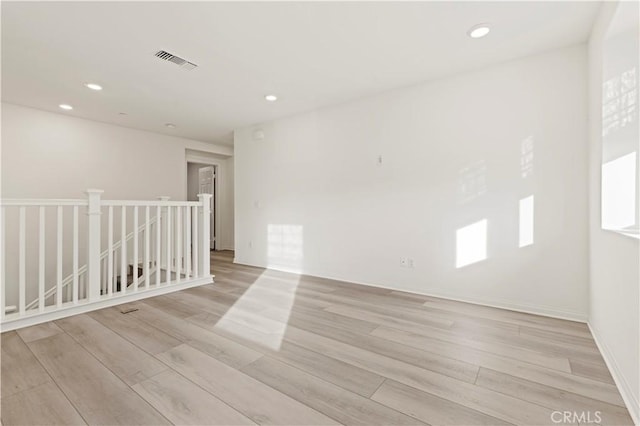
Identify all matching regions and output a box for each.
[2,1,600,145]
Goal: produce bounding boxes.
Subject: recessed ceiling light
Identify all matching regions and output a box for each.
[165,123,176,128]
[84,83,103,91]
[118,112,127,116]
[468,24,491,39]
[264,94,278,102]
[59,104,73,110]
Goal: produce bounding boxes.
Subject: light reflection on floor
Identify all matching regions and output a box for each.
[214,224,303,350]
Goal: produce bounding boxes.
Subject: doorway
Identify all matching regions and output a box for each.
[187,162,216,250]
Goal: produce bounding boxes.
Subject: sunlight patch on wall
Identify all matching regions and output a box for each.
[267,224,304,273]
[458,160,487,204]
[602,152,637,230]
[456,219,488,268]
[519,195,534,247]
[521,136,534,178]
[602,68,637,138]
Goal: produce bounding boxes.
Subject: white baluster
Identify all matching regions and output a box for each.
[19,207,26,315]
[114,247,118,294]
[73,206,79,304]
[101,258,107,296]
[0,206,5,320]
[156,205,161,287]
[107,206,114,296]
[144,206,150,290]
[166,206,172,285]
[120,206,127,294]
[133,206,139,291]
[182,206,187,279]
[38,206,45,312]
[176,205,181,283]
[80,274,85,300]
[186,206,191,278]
[56,206,63,308]
[192,205,198,277]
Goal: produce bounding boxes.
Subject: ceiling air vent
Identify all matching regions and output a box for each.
[154,50,198,71]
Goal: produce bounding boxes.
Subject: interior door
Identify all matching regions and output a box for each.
[198,166,215,249]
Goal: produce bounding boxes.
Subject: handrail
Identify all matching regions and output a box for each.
[24,215,159,310]
[102,200,200,207]
[0,199,88,206]
[0,199,200,207]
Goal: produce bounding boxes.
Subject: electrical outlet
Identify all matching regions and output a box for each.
[249,240,253,248]
[400,257,414,268]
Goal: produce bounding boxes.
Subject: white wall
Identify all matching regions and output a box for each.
[587,2,640,423]
[223,157,235,250]
[235,45,589,320]
[1,103,232,200]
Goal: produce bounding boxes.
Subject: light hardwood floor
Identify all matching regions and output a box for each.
[1,251,633,425]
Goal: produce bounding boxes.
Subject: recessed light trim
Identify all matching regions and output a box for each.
[468,23,491,39]
[264,94,278,102]
[84,83,103,91]
[165,123,176,128]
[59,104,73,110]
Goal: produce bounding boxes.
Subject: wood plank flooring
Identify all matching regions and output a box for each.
[1,251,633,425]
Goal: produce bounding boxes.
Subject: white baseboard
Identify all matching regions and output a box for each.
[588,322,640,425]
[0,276,213,332]
[380,285,587,322]
[232,258,587,322]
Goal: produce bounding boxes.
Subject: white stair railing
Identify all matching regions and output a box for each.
[0,190,213,331]
[23,215,159,310]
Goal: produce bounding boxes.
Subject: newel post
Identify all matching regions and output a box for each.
[158,196,170,270]
[197,193,212,277]
[85,189,104,301]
